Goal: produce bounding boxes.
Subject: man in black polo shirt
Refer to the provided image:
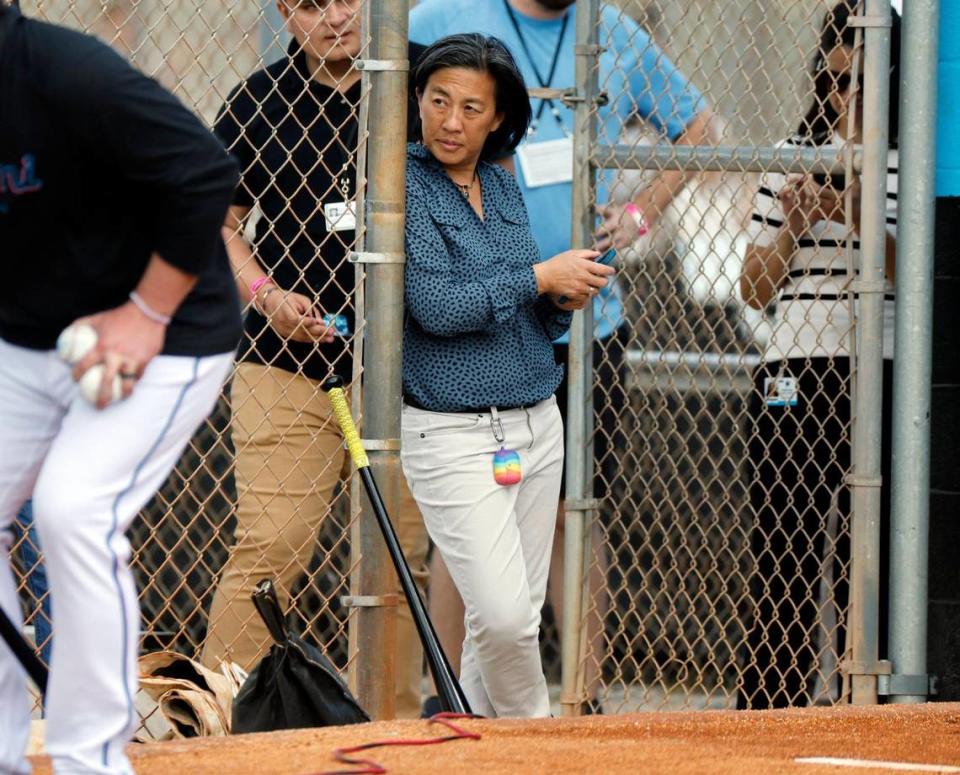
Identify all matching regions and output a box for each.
[0,1,240,771]
[200,0,429,718]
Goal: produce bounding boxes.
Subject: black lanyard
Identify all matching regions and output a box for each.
[503,0,570,137]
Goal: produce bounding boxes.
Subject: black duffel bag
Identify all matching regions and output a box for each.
[231,579,369,733]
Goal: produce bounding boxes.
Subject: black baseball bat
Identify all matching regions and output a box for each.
[0,605,48,694]
[322,376,471,715]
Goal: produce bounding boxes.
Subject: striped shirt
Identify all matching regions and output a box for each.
[746,134,898,362]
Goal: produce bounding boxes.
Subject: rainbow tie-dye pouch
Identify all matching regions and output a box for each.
[493,447,522,486]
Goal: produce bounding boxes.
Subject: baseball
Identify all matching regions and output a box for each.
[56,322,98,365]
[79,364,123,406]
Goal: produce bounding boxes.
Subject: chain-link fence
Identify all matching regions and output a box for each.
[9,0,398,730]
[566,0,897,712]
[8,0,914,731]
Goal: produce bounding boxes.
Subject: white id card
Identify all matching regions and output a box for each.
[323,200,357,232]
[516,137,573,188]
[764,376,799,407]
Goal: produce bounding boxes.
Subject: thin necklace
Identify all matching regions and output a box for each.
[452,171,477,199]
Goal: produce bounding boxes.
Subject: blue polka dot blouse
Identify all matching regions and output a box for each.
[402,143,572,412]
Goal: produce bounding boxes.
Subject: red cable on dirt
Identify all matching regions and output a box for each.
[310,713,483,775]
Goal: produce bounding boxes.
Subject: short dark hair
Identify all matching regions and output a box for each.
[411,33,531,160]
[798,0,901,146]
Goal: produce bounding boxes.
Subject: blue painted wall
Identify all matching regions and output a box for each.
[936,0,960,196]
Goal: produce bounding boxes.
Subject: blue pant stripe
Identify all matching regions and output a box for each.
[101,357,200,768]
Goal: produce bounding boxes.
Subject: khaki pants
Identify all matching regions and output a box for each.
[202,363,429,718]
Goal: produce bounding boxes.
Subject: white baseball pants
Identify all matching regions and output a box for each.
[0,338,232,775]
[400,396,563,718]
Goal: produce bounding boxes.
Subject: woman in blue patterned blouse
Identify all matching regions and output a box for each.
[401,33,614,718]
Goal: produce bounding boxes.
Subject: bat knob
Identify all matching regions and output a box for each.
[322,376,343,392]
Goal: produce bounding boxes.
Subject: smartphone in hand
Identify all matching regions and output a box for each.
[557,249,617,305]
[595,248,617,266]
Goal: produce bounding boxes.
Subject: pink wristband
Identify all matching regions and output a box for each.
[250,276,273,297]
[624,203,649,236]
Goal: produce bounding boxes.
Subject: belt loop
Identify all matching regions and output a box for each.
[524,404,535,450]
[490,406,505,444]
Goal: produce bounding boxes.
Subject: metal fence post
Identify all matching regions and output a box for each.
[351,0,409,719]
[848,0,892,706]
[888,0,939,704]
[560,0,600,719]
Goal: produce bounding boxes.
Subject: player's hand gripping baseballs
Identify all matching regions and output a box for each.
[70,301,166,409]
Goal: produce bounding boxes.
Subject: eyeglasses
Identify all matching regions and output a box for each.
[829,71,864,94]
[288,0,358,9]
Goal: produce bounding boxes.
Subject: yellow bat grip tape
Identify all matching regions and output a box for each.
[327,387,370,469]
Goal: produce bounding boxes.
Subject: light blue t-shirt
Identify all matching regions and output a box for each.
[409,0,705,342]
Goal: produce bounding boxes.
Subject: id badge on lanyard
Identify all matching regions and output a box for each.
[764,374,800,407]
[505,0,573,189]
[516,137,574,188]
[323,200,356,232]
[324,166,357,232]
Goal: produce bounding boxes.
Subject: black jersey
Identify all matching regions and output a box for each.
[0,5,242,356]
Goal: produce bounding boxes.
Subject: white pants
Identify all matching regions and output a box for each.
[400,396,563,718]
[0,339,232,775]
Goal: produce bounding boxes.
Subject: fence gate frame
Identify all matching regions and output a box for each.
[561,0,932,711]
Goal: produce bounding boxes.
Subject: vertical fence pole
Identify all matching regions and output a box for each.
[848,0,892,706]
[352,0,408,719]
[560,0,600,718]
[888,0,939,704]
[346,0,373,699]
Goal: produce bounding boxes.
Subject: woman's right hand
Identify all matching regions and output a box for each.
[533,249,615,300]
[259,288,334,344]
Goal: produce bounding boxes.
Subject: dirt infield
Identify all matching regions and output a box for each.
[30,703,960,774]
